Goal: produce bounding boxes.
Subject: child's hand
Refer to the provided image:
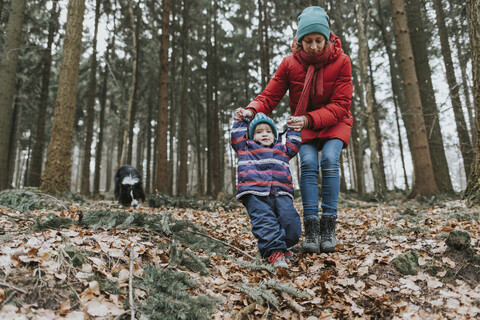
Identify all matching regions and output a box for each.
[287,116,307,131]
[235,108,253,120]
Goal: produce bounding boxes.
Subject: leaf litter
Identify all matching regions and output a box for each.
[0,190,478,319]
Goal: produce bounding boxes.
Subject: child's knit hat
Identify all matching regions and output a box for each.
[248,113,278,140]
[296,6,330,42]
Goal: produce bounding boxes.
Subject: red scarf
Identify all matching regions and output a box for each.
[294,41,332,116]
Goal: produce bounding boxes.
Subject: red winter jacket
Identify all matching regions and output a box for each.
[246,33,353,148]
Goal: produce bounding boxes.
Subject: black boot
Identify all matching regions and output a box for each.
[320,217,337,253]
[302,217,320,253]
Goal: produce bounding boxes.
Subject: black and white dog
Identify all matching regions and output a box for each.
[114,165,146,207]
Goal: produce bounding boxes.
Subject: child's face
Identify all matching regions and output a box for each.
[253,123,275,146]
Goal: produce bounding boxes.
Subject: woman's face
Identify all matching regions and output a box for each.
[301,33,326,54]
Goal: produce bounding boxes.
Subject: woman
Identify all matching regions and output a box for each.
[235,6,352,254]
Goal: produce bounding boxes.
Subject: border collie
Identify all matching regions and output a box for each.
[114,165,146,207]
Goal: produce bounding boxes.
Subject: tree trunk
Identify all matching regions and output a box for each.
[0,0,27,190]
[93,43,111,196]
[80,0,100,196]
[389,0,439,197]
[211,0,221,196]
[464,0,480,203]
[8,95,21,187]
[206,4,213,196]
[168,6,178,196]
[41,0,86,194]
[258,0,270,88]
[357,0,386,199]
[145,84,153,193]
[369,57,387,188]
[119,0,138,167]
[404,0,454,193]
[433,0,474,179]
[155,0,170,194]
[177,0,190,196]
[448,0,476,145]
[28,0,58,187]
[374,0,411,191]
[328,0,366,195]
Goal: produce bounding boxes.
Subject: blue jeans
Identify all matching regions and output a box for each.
[299,139,343,220]
[243,195,302,258]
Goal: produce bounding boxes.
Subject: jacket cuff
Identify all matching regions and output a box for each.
[304,114,314,129]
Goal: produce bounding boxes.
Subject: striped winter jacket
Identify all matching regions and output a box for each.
[231,118,302,200]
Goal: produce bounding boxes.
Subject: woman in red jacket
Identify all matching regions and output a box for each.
[235,6,352,254]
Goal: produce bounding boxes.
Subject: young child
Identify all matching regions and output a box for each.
[231,111,302,268]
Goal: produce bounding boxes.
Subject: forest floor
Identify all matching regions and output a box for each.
[0,190,479,320]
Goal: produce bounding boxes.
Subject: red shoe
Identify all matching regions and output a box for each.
[268,252,288,268]
[284,250,294,260]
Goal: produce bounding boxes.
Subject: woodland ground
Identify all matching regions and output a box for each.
[0,190,479,320]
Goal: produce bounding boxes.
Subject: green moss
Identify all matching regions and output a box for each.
[446,230,471,250]
[392,250,420,275]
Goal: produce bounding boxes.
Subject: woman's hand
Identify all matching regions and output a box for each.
[235,108,253,120]
[287,116,307,131]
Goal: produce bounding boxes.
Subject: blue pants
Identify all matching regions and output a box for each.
[243,195,302,258]
[299,139,343,220]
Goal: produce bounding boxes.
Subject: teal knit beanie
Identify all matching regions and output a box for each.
[248,113,278,140]
[296,6,330,42]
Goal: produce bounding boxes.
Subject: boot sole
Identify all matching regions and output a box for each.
[302,244,321,254]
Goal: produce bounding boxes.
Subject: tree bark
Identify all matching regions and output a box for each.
[448,0,476,145]
[211,0,221,196]
[357,0,386,199]
[374,0,411,191]
[464,0,480,203]
[28,0,58,187]
[433,0,474,179]
[41,0,86,194]
[328,0,366,195]
[155,0,171,194]
[405,0,453,193]
[177,0,190,196]
[81,0,100,196]
[389,0,439,197]
[119,0,138,167]
[93,43,111,196]
[0,0,27,190]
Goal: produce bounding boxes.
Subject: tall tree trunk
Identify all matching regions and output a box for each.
[145,84,153,193]
[369,58,387,188]
[93,43,111,196]
[119,0,138,167]
[433,0,474,179]
[464,0,480,203]
[28,0,58,187]
[448,0,476,145]
[395,100,409,190]
[375,0,411,191]
[206,5,213,196]
[41,0,86,194]
[168,7,177,196]
[0,0,27,190]
[211,0,221,196]
[390,0,439,197]
[328,0,366,195]
[357,0,386,199]
[155,0,170,193]
[177,0,190,196]
[258,0,270,88]
[405,0,453,193]
[80,0,100,196]
[8,95,21,187]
